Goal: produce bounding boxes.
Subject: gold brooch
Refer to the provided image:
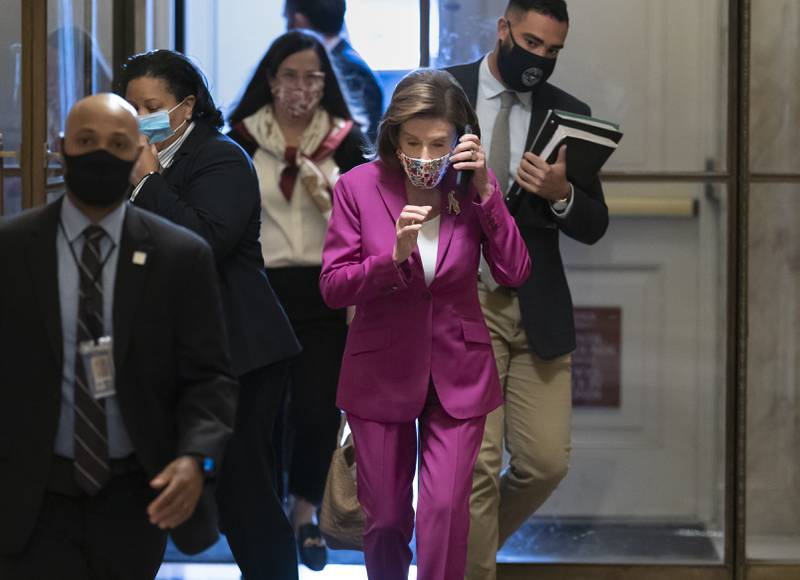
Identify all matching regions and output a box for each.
[447,191,461,215]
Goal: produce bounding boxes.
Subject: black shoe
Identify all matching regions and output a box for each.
[297,523,328,571]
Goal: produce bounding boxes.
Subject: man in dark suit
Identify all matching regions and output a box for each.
[446,1,609,578]
[285,0,384,145]
[0,93,236,579]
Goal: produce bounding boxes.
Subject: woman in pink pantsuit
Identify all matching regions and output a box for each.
[320,69,531,580]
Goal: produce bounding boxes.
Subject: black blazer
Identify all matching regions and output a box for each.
[0,200,237,555]
[447,59,609,359]
[134,121,301,376]
[330,38,384,145]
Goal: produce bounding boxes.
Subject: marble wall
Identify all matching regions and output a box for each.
[749,1,800,173]
[746,0,800,551]
[747,185,800,543]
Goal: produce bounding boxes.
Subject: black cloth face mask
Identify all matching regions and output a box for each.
[496,19,557,92]
[61,148,136,208]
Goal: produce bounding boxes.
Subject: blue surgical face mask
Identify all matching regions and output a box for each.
[138,100,187,144]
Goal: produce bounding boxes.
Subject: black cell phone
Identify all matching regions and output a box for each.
[455,123,473,195]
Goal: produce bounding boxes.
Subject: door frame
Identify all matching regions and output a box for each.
[16,1,800,578]
[20,0,47,210]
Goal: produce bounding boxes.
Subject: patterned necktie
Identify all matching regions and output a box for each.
[73,225,111,495]
[482,91,518,291]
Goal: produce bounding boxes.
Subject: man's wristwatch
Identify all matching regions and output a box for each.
[551,183,574,212]
[191,455,216,479]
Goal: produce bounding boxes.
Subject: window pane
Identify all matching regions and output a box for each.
[746,183,800,562]
[346,0,419,71]
[345,0,420,102]
[184,0,284,121]
[492,182,728,564]
[503,182,729,564]
[183,0,405,124]
[46,0,114,202]
[0,0,22,216]
[749,1,800,174]
[436,0,729,173]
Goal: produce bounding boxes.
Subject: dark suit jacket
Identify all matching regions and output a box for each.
[330,38,384,145]
[134,121,301,377]
[0,200,237,555]
[447,59,609,359]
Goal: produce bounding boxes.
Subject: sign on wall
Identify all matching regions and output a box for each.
[572,307,622,407]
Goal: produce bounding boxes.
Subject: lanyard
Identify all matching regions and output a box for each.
[58,220,118,290]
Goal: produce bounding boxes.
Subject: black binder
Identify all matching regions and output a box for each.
[505,109,623,214]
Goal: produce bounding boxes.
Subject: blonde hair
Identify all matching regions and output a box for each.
[376,69,480,168]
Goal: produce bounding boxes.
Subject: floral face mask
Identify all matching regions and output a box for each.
[271,84,324,119]
[397,150,451,189]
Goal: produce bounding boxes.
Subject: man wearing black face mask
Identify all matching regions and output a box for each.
[0,93,236,579]
[446,1,609,578]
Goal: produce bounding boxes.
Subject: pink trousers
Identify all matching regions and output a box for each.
[348,396,486,580]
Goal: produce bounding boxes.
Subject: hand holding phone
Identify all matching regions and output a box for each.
[451,126,493,201]
[455,124,474,194]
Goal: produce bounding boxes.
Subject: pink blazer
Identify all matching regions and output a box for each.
[320,160,531,422]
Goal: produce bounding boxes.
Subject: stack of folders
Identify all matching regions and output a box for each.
[530,109,623,184]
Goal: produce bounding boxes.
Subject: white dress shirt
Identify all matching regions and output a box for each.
[475,56,573,216]
[417,216,441,287]
[55,195,134,458]
[129,121,196,202]
[254,150,338,268]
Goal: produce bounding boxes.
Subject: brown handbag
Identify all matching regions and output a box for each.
[319,417,365,550]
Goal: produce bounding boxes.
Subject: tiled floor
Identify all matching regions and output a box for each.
[157,518,726,578]
[151,530,800,579]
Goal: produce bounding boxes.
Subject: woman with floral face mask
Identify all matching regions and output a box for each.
[227,30,367,572]
[320,69,530,580]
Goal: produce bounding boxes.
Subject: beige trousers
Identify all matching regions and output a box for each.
[465,282,573,580]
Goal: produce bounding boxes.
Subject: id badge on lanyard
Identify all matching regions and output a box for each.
[59,220,118,400]
[79,336,116,399]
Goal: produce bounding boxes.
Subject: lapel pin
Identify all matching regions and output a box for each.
[447,191,461,215]
[132,251,147,266]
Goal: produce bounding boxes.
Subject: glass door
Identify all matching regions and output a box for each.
[0,0,116,219]
[0,0,25,216]
[45,0,115,202]
[437,2,734,576]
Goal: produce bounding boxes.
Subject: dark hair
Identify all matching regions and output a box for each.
[228,30,351,126]
[506,0,569,23]
[115,49,224,128]
[285,0,346,35]
[376,69,480,168]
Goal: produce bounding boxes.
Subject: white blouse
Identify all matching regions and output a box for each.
[253,149,339,268]
[417,216,441,286]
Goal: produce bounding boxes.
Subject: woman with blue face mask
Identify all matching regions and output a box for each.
[319,68,531,580]
[117,49,303,580]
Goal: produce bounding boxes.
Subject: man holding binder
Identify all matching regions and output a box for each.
[446,1,609,578]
